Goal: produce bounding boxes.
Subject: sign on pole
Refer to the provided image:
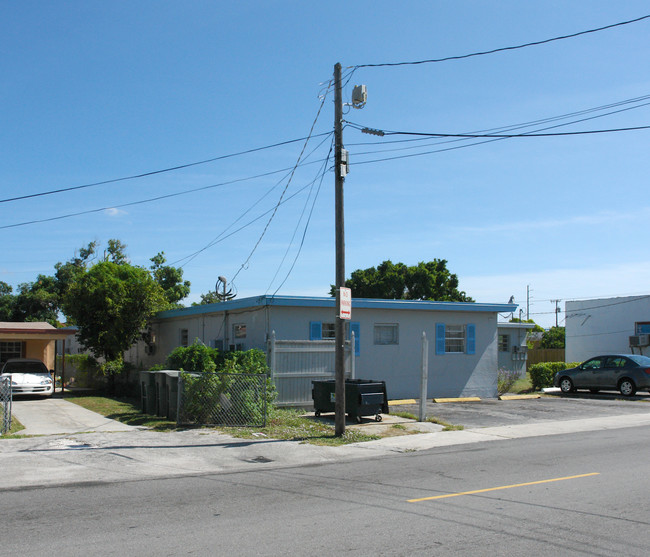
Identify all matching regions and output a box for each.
[339,287,352,320]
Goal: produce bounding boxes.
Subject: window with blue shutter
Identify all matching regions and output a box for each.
[466,323,476,355]
[348,322,361,356]
[435,323,446,355]
[309,321,322,340]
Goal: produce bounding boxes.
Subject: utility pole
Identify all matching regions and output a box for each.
[334,62,346,437]
[551,299,561,327]
[526,285,530,321]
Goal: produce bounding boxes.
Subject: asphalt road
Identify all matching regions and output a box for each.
[3,424,649,556]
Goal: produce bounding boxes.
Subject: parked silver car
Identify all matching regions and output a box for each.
[553,354,650,397]
[0,358,54,397]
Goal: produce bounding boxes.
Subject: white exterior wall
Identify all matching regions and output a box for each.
[134,298,509,400]
[566,296,650,362]
[497,323,533,376]
[268,306,499,399]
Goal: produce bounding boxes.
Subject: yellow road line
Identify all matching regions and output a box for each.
[408,473,600,503]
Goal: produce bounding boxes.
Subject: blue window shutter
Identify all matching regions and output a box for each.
[435,323,445,355]
[310,321,322,340]
[349,322,361,356]
[467,324,476,355]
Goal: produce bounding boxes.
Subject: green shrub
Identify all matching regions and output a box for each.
[529,361,580,391]
[169,346,276,424]
[497,368,520,395]
[166,340,218,373]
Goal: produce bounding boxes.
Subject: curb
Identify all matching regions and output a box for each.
[499,394,542,400]
[433,397,481,403]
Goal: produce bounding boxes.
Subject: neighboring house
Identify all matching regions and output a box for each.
[497,322,534,376]
[565,295,650,362]
[0,322,75,370]
[127,295,516,400]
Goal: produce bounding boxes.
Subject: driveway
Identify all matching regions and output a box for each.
[10,394,139,435]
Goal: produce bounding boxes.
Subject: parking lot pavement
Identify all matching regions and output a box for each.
[390,392,650,430]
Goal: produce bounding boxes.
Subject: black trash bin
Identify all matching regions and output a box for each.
[312,379,389,423]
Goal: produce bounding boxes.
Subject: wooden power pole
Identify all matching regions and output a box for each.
[334,62,346,437]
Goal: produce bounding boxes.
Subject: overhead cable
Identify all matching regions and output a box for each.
[230,84,332,283]
[353,14,650,69]
[0,132,332,204]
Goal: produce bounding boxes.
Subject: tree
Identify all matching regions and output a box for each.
[510,317,544,333]
[150,252,191,307]
[192,291,221,306]
[540,326,565,349]
[0,281,14,321]
[12,275,60,325]
[62,261,167,362]
[333,259,473,302]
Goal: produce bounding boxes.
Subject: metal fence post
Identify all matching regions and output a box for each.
[419,332,429,422]
[176,374,183,426]
[268,330,276,380]
[350,331,356,380]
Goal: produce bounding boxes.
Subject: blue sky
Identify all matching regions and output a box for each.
[2,1,649,328]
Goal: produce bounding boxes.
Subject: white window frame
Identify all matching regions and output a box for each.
[233,323,247,339]
[373,323,399,345]
[321,323,336,339]
[445,324,466,353]
[498,334,509,352]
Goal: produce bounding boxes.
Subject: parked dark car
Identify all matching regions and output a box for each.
[553,354,650,396]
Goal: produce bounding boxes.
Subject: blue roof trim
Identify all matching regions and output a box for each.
[156,295,517,319]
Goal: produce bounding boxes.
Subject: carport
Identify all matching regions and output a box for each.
[0,322,75,377]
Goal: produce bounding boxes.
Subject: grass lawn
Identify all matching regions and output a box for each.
[1,416,25,437]
[509,373,534,394]
[67,395,380,445]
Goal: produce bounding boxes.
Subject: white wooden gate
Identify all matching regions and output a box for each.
[267,331,355,406]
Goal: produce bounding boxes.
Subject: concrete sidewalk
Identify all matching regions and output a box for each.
[3,403,650,490]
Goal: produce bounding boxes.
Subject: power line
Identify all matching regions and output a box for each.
[357,124,650,139]
[267,142,333,295]
[172,133,335,269]
[346,98,650,165]
[0,156,331,230]
[0,133,332,205]
[353,14,650,69]
[230,83,332,283]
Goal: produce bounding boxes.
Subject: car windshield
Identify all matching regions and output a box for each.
[2,361,48,374]
[628,355,650,367]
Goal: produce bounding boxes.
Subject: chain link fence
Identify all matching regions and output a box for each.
[177,372,268,427]
[1,377,12,435]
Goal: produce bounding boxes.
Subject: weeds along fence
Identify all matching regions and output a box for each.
[177,372,268,428]
[1,377,11,434]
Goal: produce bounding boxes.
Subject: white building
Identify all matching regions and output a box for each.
[128,295,517,400]
[565,295,650,362]
[497,322,534,376]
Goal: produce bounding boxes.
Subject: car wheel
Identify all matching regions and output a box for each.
[589,388,600,394]
[559,377,575,394]
[619,379,636,397]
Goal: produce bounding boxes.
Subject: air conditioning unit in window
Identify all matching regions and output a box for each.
[630,335,643,347]
[639,334,650,346]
